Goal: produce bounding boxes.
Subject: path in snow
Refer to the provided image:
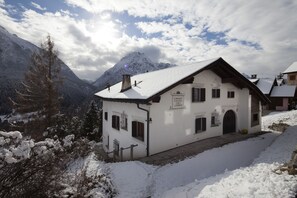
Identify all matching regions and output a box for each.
[151,133,278,197]
[109,132,278,198]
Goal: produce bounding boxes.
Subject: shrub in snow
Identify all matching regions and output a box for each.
[57,160,117,198]
[0,130,116,197]
[0,131,66,197]
[0,131,115,197]
[268,122,290,132]
[239,129,248,134]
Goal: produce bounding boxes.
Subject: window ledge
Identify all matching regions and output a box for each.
[132,136,145,142]
[211,124,220,127]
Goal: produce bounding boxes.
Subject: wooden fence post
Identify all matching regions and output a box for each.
[130,145,134,160]
[120,147,124,161]
[130,144,138,160]
[113,150,116,161]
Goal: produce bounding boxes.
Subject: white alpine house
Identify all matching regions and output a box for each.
[95,57,269,160]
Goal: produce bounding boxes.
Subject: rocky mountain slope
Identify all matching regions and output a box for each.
[0,26,95,114]
[93,52,172,91]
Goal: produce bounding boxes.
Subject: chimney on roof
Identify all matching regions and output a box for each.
[121,74,131,92]
[251,74,257,79]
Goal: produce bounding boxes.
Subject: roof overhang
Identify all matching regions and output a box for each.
[96,57,270,105]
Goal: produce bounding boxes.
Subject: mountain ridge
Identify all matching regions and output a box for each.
[0,26,95,114]
[93,51,173,91]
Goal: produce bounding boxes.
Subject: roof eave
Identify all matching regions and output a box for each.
[283,71,297,74]
[95,57,270,105]
[95,95,150,104]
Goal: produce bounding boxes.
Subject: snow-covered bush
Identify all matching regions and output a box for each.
[57,158,117,198]
[0,131,116,197]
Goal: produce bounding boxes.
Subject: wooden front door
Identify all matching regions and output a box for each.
[223,110,236,134]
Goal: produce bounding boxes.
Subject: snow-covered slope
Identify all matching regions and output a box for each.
[93,52,172,90]
[0,26,95,114]
[162,111,297,198]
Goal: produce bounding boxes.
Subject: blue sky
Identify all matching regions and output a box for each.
[0,0,296,81]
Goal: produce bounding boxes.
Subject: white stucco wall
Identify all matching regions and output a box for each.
[102,101,149,159]
[149,70,257,155]
[101,69,262,159]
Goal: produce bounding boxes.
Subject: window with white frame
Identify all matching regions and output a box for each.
[112,115,120,130]
[195,117,206,133]
[211,112,220,127]
[212,88,220,98]
[104,112,108,121]
[227,91,235,98]
[132,121,144,141]
[192,88,206,102]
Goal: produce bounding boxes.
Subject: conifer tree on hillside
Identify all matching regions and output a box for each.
[82,101,102,141]
[11,35,62,127]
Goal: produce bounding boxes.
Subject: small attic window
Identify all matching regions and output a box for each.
[152,96,161,103]
[176,91,181,94]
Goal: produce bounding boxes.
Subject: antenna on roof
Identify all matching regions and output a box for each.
[106,83,110,91]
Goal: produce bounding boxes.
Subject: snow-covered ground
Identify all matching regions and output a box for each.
[262,110,297,131]
[163,126,297,198]
[109,132,277,198]
[106,110,297,198]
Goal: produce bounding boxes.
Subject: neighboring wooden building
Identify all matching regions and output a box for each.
[250,76,296,111]
[95,58,269,160]
[269,85,296,110]
[283,62,297,85]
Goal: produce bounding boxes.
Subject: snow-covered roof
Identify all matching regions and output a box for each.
[249,78,259,83]
[270,85,296,97]
[95,57,269,104]
[255,78,275,95]
[96,58,220,100]
[276,78,284,86]
[283,61,297,74]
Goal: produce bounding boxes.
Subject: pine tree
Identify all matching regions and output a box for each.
[81,101,102,141]
[11,35,62,127]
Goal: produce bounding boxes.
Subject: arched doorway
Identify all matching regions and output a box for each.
[223,110,236,134]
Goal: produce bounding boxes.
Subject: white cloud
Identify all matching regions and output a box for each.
[0,0,297,81]
[65,0,297,76]
[31,2,46,11]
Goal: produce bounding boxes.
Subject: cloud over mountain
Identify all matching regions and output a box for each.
[0,0,296,80]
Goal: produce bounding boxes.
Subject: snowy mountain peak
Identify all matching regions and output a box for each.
[120,51,144,61]
[93,51,173,90]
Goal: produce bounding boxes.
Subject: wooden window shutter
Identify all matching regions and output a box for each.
[201,88,205,101]
[202,118,206,131]
[112,115,115,128]
[212,89,215,98]
[116,116,120,130]
[195,118,201,132]
[132,121,137,137]
[192,88,195,102]
[139,122,144,141]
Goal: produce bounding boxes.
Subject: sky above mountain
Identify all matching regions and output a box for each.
[0,0,296,81]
